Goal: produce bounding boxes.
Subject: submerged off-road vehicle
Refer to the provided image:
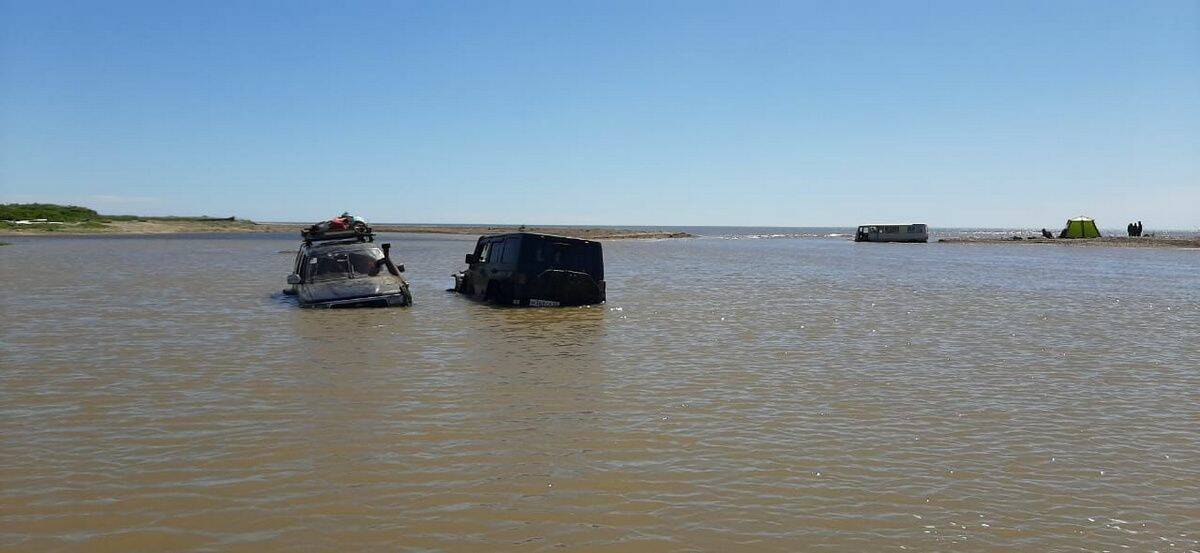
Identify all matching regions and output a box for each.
[452,232,605,306]
[284,225,412,308]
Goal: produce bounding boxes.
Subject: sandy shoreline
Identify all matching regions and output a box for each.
[938,236,1200,249]
[0,220,694,240]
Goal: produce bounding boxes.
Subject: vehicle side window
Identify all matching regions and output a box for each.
[491,240,505,265]
[502,238,519,263]
[479,242,492,263]
[883,226,899,233]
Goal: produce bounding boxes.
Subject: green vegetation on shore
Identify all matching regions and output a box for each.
[0,203,101,222]
[1,203,237,223]
[1,203,245,233]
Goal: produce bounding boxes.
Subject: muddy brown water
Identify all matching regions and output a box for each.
[1,232,1198,552]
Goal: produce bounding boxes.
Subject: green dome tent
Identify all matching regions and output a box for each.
[1061,216,1101,239]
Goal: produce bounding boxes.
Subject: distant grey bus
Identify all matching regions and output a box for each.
[854,224,929,243]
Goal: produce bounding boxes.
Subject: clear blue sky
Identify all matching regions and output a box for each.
[1,0,1197,228]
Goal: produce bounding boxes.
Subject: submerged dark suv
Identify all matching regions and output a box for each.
[452,232,605,306]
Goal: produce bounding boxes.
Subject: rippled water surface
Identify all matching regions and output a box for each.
[2,232,1198,551]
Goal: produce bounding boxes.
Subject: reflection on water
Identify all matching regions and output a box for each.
[1,232,1198,551]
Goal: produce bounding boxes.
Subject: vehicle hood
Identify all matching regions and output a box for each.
[299,276,406,303]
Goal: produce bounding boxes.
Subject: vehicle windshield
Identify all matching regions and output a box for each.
[305,247,385,281]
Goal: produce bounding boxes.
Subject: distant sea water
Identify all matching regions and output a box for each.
[360,223,1200,240]
[647,226,1200,239]
[1,231,1197,551]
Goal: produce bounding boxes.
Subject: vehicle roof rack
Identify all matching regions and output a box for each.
[302,226,374,245]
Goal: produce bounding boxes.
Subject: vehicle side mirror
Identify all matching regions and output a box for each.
[465,254,477,264]
[287,273,302,285]
[396,264,405,273]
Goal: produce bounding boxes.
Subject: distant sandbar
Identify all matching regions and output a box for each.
[0,219,693,240]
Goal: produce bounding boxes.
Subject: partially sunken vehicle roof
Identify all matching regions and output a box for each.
[480,231,599,244]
